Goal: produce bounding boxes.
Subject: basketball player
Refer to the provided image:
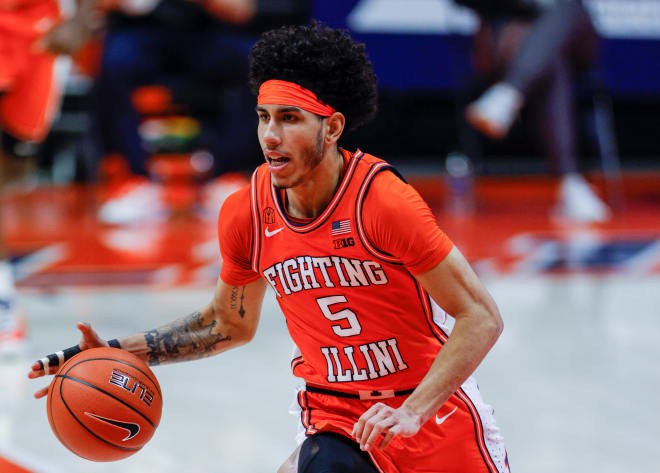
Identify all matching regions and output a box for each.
[0,0,98,353]
[29,23,510,472]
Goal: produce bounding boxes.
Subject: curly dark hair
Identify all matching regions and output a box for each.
[249,22,378,131]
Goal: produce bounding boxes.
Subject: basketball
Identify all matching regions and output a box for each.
[46,347,162,462]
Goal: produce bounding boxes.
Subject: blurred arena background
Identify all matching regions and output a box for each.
[1,1,659,472]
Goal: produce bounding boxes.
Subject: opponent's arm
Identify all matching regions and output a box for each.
[353,246,503,450]
[29,276,266,398]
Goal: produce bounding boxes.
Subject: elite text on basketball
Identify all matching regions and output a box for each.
[109,369,156,407]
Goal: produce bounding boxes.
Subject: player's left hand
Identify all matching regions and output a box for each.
[352,402,422,451]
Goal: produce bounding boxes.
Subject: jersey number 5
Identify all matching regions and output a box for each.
[316,295,362,337]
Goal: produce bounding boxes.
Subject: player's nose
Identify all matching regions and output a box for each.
[262,120,281,147]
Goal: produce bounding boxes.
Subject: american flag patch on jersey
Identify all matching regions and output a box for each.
[331,219,352,236]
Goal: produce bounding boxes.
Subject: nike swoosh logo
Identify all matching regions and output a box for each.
[265,227,283,237]
[435,406,458,425]
[85,412,141,441]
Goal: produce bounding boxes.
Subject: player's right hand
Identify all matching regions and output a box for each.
[27,322,108,399]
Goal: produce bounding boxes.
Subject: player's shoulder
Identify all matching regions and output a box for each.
[356,150,391,169]
[218,182,251,227]
[357,154,408,197]
[221,182,251,210]
[355,156,426,216]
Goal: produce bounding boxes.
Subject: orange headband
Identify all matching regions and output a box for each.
[258,79,336,117]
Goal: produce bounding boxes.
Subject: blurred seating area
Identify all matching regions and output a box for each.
[4,0,309,223]
[4,0,660,223]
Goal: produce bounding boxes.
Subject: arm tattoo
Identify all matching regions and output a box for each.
[144,311,231,365]
[230,285,247,318]
[238,286,246,318]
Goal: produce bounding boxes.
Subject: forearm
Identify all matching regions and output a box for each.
[114,309,233,367]
[115,281,261,366]
[29,280,265,402]
[402,308,502,425]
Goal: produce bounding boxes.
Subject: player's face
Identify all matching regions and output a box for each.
[256,104,325,189]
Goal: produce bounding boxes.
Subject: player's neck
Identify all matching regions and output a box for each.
[285,147,346,219]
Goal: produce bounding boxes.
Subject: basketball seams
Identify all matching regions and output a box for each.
[47,376,76,455]
[62,356,161,398]
[56,374,158,429]
[47,347,162,461]
[57,376,140,453]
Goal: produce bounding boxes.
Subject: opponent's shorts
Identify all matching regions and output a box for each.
[0,0,65,142]
[292,376,510,473]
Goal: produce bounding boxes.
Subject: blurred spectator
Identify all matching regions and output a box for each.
[0,0,98,352]
[458,0,611,223]
[94,0,308,225]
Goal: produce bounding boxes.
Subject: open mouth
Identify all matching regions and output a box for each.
[267,156,290,168]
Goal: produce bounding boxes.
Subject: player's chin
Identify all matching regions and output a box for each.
[270,174,285,187]
[270,174,301,190]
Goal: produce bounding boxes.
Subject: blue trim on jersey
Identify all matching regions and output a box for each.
[354,162,405,264]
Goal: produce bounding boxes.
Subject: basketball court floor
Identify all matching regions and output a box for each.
[1,171,659,473]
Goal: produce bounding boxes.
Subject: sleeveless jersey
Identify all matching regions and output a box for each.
[248,149,452,392]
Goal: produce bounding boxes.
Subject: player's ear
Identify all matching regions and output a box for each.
[324,112,345,145]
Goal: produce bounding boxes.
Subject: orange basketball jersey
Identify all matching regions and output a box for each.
[247,149,452,393]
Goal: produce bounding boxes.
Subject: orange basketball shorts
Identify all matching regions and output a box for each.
[0,0,64,142]
[293,377,510,473]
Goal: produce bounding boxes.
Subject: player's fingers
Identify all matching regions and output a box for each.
[28,364,46,379]
[29,323,109,380]
[352,403,385,441]
[33,385,50,399]
[362,416,396,451]
[77,322,108,349]
[28,361,44,379]
[77,321,94,332]
[358,406,392,449]
[358,416,378,449]
[378,424,401,450]
[32,344,82,375]
[352,404,376,439]
[29,359,61,377]
[77,321,95,344]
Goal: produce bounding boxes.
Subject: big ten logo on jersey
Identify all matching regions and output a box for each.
[262,256,389,297]
[109,369,155,407]
[321,337,408,383]
[333,237,355,250]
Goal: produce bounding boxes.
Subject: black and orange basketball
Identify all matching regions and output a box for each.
[46,347,162,462]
